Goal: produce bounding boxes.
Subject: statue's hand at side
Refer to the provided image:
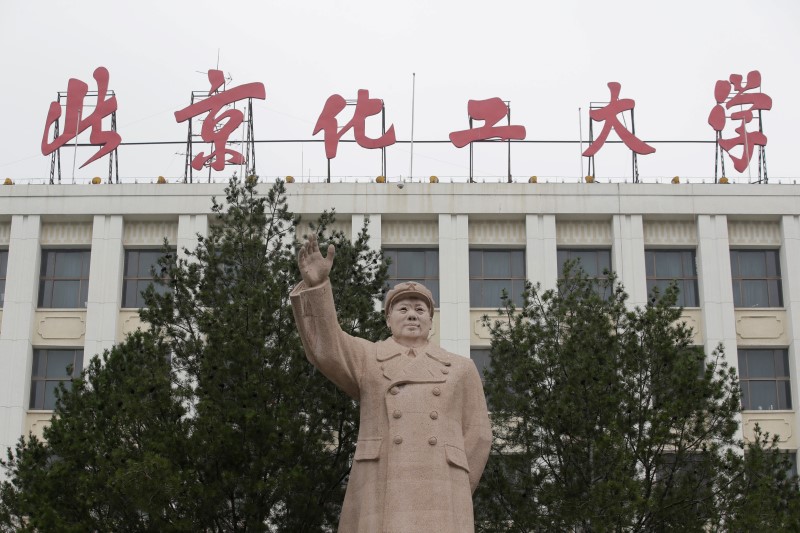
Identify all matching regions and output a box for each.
[298,233,335,288]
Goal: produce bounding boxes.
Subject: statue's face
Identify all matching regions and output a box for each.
[387,296,432,348]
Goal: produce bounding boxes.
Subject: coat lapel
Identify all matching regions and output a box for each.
[376,338,452,387]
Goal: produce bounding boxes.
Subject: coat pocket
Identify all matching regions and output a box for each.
[445,444,471,473]
[354,438,383,461]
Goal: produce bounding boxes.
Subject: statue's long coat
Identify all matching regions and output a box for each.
[291,280,492,533]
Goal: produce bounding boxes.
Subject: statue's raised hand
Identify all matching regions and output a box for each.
[298,233,335,288]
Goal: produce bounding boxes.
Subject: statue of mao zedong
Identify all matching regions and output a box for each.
[290,234,492,533]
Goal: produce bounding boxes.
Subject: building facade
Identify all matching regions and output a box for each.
[1,181,799,463]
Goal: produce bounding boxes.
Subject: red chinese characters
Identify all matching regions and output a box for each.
[583,82,654,157]
[708,70,772,173]
[174,69,266,171]
[313,89,396,159]
[41,66,121,168]
[449,98,526,148]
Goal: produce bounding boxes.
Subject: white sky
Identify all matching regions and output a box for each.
[1,0,798,184]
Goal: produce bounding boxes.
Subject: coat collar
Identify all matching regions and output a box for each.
[376,337,452,385]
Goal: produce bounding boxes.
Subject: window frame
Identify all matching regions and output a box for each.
[38,249,91,309]
[121,247,175,309]
[644,248,699,307]
[469,248,526,308]
[738,348,792,411]
[383,248,440,308]
[730,248,783,308]
[29,348,84,411]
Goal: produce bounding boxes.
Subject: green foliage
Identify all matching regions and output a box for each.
[718,425,800,532]
[1,331,189,532]
[475,261,800,532]
[1,177,389,532]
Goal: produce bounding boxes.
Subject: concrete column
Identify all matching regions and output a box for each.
[780,215,800,449]
[697,215,738,365]
[177,214,209,261]
[525,214,557,294]
[83,215,124,361]
[352,214,382,311]
[696,214,741,439]
[438,214,469,357]
[612,214,647,308]
[0,215,41,456]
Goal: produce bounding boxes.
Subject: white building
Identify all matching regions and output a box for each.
[1,180,798,463]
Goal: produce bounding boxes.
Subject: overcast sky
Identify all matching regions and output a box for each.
[1,0,798,184]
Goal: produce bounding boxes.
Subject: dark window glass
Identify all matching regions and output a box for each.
[122,249,174,308]
[645,249,699,307]
[730,250,783,307]
[29,348,84,410]
[469,249,525,307]
[383,249,439,306]
[470,348,494,410]
[738,349,791,410]
[787,452,798,479]
[557,249,611,279]
[656,452,713,512]
[0,249,7,307]
[557,248,611,297]
[38,250,91,308]
[470,348,491,383]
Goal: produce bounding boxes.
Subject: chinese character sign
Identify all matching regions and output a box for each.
[313,89,396,159]
[174,69,266,171]
[707,70,772,173]
[41,66,121,168]
[34,66,782,180]
[449,98,526,148]
[582,82,655,157]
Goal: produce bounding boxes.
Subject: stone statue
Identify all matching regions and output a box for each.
[291,234,492,533]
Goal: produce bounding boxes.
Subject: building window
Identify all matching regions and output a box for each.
[384,248,439,306]
[38,249,91,308]
[122,249,173,308]
[0,249,7,307]
[469,249,525,307]
[557,249,612,298]
[470,348,491,383]
[29,348,84,410]
[645,249,699,307]
[557,248,611,279]
[787,452,798,479]
[738,349,791,411]
[730,249,783,308]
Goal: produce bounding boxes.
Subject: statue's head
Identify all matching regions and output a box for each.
[384,282,435,347]
[385,282,435,317]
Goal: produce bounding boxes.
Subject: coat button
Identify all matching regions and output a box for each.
[394,436,403,444]
[429,411,439,420]
[393,409,402,419]
[390,386,400,395]
[432,387,441,396]
[441,368,449,374]
[428,436,438,446]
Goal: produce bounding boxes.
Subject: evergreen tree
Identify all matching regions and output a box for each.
[475,261,800,532]
[0,330,190,532]
[1,177,389,532]
[718,426,800,532]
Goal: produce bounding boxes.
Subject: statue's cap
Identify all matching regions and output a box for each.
[384,282,435,317]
